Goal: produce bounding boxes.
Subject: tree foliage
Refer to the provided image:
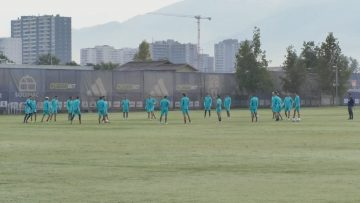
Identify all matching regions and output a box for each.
[235,27,273,94]
[281,46,306,93]
[133,40,151,61]
[0,54,13,64]
[66,61,79,66]
[283,33,357,102]
[93,62,119,70]
[36,54,60,65]
[315,33,353,97]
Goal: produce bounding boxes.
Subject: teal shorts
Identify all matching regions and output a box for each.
[43,110,50,115]
[295,106,300,111]
[161,110,168,116]
[182,109,189,114]
[72,110,81,115]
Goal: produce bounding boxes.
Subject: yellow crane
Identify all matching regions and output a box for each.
[148,12,212,69]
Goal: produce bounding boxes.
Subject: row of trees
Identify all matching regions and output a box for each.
[235,27,358,102]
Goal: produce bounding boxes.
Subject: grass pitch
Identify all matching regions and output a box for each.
[1,107,360,202]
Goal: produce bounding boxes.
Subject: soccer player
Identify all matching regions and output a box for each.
[348,93,355,120]
[283,94,293,119]
[145,96,152,119]
[50,96,59,122]
[216,95,222,122]
[249,95,259,122]
[121,96,130,120]
[271,92,276,119]
[66,96,73,121]
[71,96,81,124]
[150,96,157,120]
[203,94,212,118]
[159,95,170,124]
[293,93,301,121]
[30,97,37,122]
[41,97,51,122]
[274,93,282,121]
[103,97,109,123]
[96,96,105,124]
[224,95,232,119]
[180,93,191,124]
[23,96,33,123]
[277,92,284,120]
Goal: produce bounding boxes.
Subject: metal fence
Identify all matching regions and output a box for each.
[1,67,355,114]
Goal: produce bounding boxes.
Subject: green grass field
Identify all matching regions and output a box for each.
[1,107,360,202]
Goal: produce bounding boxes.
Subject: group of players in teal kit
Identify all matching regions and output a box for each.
[38,96,81,124]
[271,91,301,122]
[23,91,301,124]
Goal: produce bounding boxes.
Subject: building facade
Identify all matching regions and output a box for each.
[80,45,137,66]
[199,54,215,73]
[0,38,22,64]
[150,40,198,69]
[214,39,240,73]
[11,15,71,64]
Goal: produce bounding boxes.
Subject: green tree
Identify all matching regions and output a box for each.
[301,41,318,72]
[349,57,359,73]
[93,62,118,70]
[36,54,60,65]
[0,54,13,64]
[133,40,151,61]
[281,46,307,93]
[235,27,273,94]
[66,61,79,66]
[316,33,353,102]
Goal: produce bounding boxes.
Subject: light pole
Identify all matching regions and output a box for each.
[333,65,339,105]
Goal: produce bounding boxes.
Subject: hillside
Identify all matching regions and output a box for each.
[73,0,360,65]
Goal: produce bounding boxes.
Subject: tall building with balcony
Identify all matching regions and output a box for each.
[11,15,71,64]
[214,39,240,73]
[0,38,22,64]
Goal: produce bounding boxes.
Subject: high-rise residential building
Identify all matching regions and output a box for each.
[214,39,240,73]
[11,15,71,64]
[199,54,215,73]
[150,40,198,69]
[112,48,138,65]
[0,38,22,64]
[80,45,137,66]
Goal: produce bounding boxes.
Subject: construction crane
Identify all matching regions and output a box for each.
[148,12,211,69]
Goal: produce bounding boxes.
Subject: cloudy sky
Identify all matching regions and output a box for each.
[0,0,181,37]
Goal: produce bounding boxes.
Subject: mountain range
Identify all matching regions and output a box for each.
[73,0,360,66]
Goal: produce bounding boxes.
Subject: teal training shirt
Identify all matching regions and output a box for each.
[224,96,231,110]
[294,95,300,107]
[160,99,170,111]
[284,96,293,109]
[43,100,50,112]
[181,96,190,111]
[204,96,212,109]
[216,98,222,112]
[250,97,259,110]
[122,99,130,111]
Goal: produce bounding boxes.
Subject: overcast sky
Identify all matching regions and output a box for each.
[0,0,181,37]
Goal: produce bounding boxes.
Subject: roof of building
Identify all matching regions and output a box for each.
[0,64,94,71]
[117,60,198,72]
[268,66,283,72]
